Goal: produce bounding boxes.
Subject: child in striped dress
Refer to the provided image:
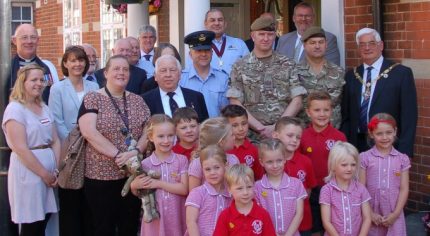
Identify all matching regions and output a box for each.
[319,141,372,236]
[359,113,410,236]
[185,145,232,236]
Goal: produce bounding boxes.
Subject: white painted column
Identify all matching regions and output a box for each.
[321,1,345,68]
[127,1,149,37]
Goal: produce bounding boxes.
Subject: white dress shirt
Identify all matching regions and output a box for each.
[159,86,186,117]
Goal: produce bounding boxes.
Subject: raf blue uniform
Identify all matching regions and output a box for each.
[180,66,229,117]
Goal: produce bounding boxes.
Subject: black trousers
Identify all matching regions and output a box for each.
[84,178,140,236]
[59,187,93,236]
[20,214,51,236]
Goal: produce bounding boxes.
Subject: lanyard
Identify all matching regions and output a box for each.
[104,87,129,136]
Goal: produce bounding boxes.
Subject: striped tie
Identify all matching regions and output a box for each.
[167,92,179,114]
[359,66,373,133]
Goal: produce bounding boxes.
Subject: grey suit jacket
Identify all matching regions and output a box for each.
[276,30,340,66]
[48,78,99,140]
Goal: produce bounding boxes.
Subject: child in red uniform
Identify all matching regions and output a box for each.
[222,105,264,180]
[298,91,346,235]
[172,107,199,160]
[273,117,317,236]
[213,164,276,236]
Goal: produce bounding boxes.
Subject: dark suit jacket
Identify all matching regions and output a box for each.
[276,30,340,66]
[94,65,147,94]
[340,59,417,157]
[142,87,209,123]
[245,36,279,52]
[141,76,158,94]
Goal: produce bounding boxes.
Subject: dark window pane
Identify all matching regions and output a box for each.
[12,7,21,20]
[22,7,31,20]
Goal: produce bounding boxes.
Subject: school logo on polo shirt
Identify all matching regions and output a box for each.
[297,170,306,183]
[325,139,336,150]
[252,220,262,234]
[244,155,255,167]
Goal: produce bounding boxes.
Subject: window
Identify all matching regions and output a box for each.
[100,5,126,66]
[63,0,82,48]
[11,4,33,35]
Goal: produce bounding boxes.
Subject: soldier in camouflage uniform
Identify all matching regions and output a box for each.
[227,17,306,142]
[291,26,345,128]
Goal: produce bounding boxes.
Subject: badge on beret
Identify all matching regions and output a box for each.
[198,34,206,42]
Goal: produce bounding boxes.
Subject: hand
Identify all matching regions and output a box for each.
[260,125,275,138]
[381,213,398,227]
[41,171,57,187]
[371,212,383,226]
[115,150,138,168]
[131,175,158,190]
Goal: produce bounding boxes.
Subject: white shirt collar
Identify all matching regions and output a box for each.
[364,55,384,71]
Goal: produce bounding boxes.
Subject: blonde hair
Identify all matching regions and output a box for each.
[10,64,45,105]
[200,144,227,166]
[225,164,254,187]
[324,141,359,183]
[258,138,286,160]
[192,117,231,159]
[145,114,175,155]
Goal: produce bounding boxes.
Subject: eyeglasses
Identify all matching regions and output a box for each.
[358,41,379,49]
[17,35,38,41]
[295,14,313,19]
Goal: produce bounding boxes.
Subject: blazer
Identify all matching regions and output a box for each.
[48,78,99,140]
[340,59,417,157]
[245,36,279,52]
[94,65,147,94]
[276,30,340,66]
[142,86,209,123]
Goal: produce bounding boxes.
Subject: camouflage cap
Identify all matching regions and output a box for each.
[250,17,276,32]
[301,26,326,42]
[184,30,215,50]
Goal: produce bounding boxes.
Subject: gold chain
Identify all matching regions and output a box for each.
[353,63,400,98]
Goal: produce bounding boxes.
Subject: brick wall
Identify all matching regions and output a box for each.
[82,0,102,58]
[156,0,169,42]
[344,0,430,212]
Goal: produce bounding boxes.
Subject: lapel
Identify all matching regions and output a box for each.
[153,89,165,114]
[288,33,298,57]
[354,65,365,106]
[65,79,81,110]
[182,87,192,107]
[370,59,392,108]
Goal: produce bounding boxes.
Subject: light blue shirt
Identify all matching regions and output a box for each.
[180,66,229,117]
[136,58,155,78]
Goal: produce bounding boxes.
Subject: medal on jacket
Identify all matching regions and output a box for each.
[219,60,223,66]
[364,82,371,99]
[353,63,400,98]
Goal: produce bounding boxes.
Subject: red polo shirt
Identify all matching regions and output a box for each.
[299,124,346,186]
[227,138,264,180]
[284,151,317,231]
[172,143,195,160]
[213,199,276,236]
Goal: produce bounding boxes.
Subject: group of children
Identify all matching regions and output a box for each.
[130,90,410,236]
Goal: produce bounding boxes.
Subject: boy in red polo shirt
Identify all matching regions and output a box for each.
[298,91,347,235]
[213,164,276,236]
[272,116,317,236]
[222,105,264,180]
[172,107,199,160]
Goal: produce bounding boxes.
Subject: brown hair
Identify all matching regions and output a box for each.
[61,45,90,77]
[10,64,45,105]
[306,91,333,108]
[199,144,227,166]
[172,107,199,126]
[105,55,129,71]
[192,117,231,159]
[274,116,304,132]
[258,138,286,160]
[221,104,248,119]
[367,113,397,132]
[145,114,175,156]
[153,43,181,65]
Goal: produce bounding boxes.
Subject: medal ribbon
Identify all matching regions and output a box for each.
[211,37,227,58]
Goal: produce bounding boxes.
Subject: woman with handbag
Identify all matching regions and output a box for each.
[49,45,99,236]
[78,55,151,236]
[2,64,61,236]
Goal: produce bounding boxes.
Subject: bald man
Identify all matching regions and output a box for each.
[94,38,147,94]
[7,24,59,104]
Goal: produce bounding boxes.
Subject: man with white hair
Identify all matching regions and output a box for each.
[94,38,147,94]
[81,43,99,82]
[341,27,417,157]
[142,55,209,122]
[7,24,59,103]
[138,25,157,77]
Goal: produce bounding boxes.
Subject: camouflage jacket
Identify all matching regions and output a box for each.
[227,51,306,126]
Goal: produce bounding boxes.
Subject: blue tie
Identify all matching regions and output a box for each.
[86,75,95,82]
[167,92,179,114]
[143,55,151,61]
[359,66,373,133]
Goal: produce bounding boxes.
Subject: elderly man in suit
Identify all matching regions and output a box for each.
[276,2,340,66]
[341,27,417,157]
[142,55,209,123]
[94,38,147,94]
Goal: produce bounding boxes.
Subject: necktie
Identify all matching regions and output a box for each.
[294,39,303,62]
[86,75,95,81]
[359,66,373,133]
[143,55,151,61]
[167,92,179,114]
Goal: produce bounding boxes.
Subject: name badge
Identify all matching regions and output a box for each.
[40,118,50,125]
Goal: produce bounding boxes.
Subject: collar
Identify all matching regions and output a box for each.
[260,173,290,190]
[149,152,176,165]
[229,199,260,219]
[188,66,216,80]
[18,55,36,63]
[369,146,400,158]
[307,123,333,136]
[159,86,182,98]
[364,55,384,70]
[328,178,359,193]
[248,51,276,64]
[213,34,226,44]
[235,138,252,149]
[203,181,231,197]
[288,151,303,164]
[141,49,155,56]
